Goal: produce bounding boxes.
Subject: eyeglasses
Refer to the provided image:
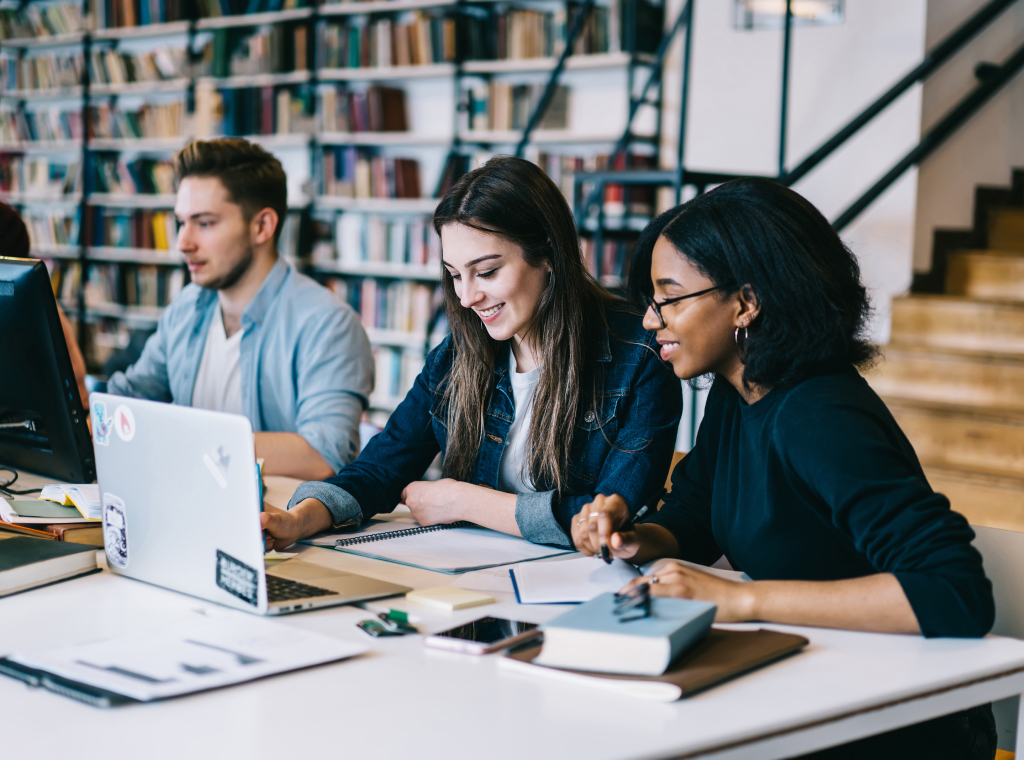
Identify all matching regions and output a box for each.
[642,287,721,329]
[613,582,651,623]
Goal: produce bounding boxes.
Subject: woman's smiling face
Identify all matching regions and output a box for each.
[642,235,744,381]
[441,223,551,344]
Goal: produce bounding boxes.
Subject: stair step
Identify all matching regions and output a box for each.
[868,345,1024,411]
[926,466,1024,532]
[946,250,1024,301]
[886,398,1024,480]
[890,295,1024,354]
[990,208,1024,251]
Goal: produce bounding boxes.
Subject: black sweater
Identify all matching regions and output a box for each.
[647,369,995,638]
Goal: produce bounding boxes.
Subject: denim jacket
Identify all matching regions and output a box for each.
[289,300,683,547]
[107,257,374,472]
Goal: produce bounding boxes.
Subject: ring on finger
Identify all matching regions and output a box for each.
[648,576,660,585]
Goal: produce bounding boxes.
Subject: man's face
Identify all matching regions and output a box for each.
[175,176,255,291]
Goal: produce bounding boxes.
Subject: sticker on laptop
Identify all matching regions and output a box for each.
[215,550,259,607]
[113,404,135,442]
[92,400,112,446]
[103,493,128,569]
[203,445,231,489]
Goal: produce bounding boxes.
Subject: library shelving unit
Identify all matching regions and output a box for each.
[1,0,670,424]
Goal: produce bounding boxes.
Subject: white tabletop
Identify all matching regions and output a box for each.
[5,469,1024,760]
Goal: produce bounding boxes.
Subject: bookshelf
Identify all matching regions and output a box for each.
[1,0,668,424]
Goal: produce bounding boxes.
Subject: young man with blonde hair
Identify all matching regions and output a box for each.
[108,138,372,480]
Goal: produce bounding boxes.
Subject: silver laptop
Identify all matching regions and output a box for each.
[90,393,410,615]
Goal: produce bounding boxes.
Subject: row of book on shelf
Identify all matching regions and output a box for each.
[202,25,310,78]
[582,238,635,283]
[321,146,421,199]
[0,4,85,40]
[0,106,84,144]
[317,85,407,134]
[0,156,81,198]
[323,276,439,338]
[92,156,175,195]
[313,212,440,269]
[87,46,184,87]
[1,53,83,92]
[96,0,309,29]
[86,207,179,251]
[48,259,186,311]
[464,82,568,132]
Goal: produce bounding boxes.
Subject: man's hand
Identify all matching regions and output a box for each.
[401,479,466,526]
[260,498,332,551]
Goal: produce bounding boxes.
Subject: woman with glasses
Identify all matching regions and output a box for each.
[576,178,995,759]
[260,156,681,549]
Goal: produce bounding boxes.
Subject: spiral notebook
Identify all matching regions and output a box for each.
[301,517,573,574]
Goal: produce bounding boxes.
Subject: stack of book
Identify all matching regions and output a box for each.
[24,208,81,249]
[86,207,178,251]
[465,82,568,132]
[91,156,175,195]
[0,106,84,144]
[88,46,186,87]
[194,0,308,17]
[317,85,408,133]
[0,3,85,40]
[85,263,186,310]
[89,102,185,141]
[317,12,456,69]
[1,52,84,92]
[95,0,189,28]
[0,155,81,198]
[321,147,421,199]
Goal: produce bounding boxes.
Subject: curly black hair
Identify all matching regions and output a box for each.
[628,177,877,389]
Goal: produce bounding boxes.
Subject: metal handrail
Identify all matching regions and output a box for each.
[832,37,1024,231]
[781,0,1019,186]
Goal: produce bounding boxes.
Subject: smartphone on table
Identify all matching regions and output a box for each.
[423,617,541,654]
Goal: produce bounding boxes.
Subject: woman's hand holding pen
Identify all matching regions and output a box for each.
[619,560,757,623]
[572,494,641,561]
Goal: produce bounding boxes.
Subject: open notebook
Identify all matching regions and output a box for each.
[301,512,573,574]
[510,555,751,604]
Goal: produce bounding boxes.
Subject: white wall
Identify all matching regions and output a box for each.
[914,0,1024,271]
[659,0,927,344]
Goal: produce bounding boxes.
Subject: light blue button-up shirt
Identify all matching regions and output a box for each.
[107,257,373,472]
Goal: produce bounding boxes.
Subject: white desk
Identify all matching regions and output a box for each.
[5,469,1024,760]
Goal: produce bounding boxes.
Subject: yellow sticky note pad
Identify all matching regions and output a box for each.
[406,586,495,611]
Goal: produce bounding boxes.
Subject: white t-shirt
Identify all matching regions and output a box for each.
[191,303,244,415]
[497,349,541,494]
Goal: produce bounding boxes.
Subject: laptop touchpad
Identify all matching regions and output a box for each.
[268,561,349,583]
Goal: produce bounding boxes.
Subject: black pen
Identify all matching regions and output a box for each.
[600,504,650,564]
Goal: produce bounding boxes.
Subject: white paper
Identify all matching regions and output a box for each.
[302,510,421,547]
[451,566,517,594]
[340,525,572,573]
[511,556,640,604]
[11,616,366,702]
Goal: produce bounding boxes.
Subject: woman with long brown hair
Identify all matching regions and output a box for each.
[262,156,681,547]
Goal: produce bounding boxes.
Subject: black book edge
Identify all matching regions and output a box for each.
[0,657,137,708]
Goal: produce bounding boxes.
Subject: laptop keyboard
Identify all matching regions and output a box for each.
[266,574,336,603]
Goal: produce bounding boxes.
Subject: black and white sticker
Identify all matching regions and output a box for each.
[215,550,259,607]
[103,493,128,568]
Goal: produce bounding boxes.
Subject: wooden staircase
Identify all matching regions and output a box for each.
[868,170,1024,531]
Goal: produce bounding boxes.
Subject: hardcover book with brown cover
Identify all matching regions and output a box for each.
[501,628,808,701]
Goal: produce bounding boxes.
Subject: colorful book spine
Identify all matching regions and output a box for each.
[317,13,456,70]
[1,52,84,91]
[321,148,421,199]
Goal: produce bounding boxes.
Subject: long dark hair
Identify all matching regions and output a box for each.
[433,156,614,491]
[629,178,876,389]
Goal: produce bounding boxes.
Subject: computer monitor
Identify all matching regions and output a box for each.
[0,256,94,482]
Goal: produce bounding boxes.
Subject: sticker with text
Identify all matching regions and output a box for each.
[103,493,128,568]
[203,445,231,489]
[92,400,111,446]
[114,404,135,442]
[215,550,259,607]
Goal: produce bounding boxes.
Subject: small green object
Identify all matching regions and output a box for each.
[386,609,409,624]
